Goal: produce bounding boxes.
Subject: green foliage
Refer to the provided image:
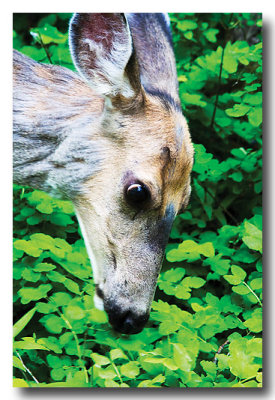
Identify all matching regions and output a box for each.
[13,13,262,388]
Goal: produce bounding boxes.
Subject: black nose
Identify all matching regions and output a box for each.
[105,304,149,334]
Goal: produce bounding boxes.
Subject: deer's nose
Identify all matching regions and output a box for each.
[105,304,149,334]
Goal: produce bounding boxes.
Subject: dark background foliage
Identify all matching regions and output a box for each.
[13,13,262,387]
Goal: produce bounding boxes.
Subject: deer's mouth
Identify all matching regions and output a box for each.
[104,301,149,334]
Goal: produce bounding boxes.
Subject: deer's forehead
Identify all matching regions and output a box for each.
[104,99,193,192]
[120,135,192,201]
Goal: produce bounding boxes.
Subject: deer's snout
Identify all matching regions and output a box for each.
[104,303,149,334]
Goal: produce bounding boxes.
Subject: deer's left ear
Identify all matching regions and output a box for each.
[69,13,141,101]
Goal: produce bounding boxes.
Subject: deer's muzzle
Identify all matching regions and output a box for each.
[104,302,149,334]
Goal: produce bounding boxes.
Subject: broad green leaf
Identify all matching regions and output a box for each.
[30,233,55,250]
[138,374,165,387]
[248,107,262,127]
[167,240,214,262]
[64,305,85,320]
[87,308,108,324]
[200,360,217,378]
[91,353,110,366]
[120,361,140,378]
[13,307,36,338]
[159,321,180,335]
[51,368,65,381]
[47,270,66,283]
[225,104,250,117]
[232,284,250,295]
[26,214,43,225]
[40,314,65,334]
[37,337,62,354]
[246,338,262,358]
[104,379,120,387]
[63,278,81,295]
[224,265,247,285]
[250,278,262,290]
[13,378,29,387]
[18,284,52,304]
[30,24,68,45]
[177,20,197,31]
[228,338,261,379]
[188,276,206,288]
[162,268,185,282]
[204,255,231,275]
[50,292,72,306]
[204,28,219,43]
[216,354,229,370]
[223,50,238,73]
[163,358,178,370]
[50,212,74,226]
[242,221,262,252]
[173,343,193,371]
[243,92,262,105]
[243,310,262,333]
[35,302,57,314]
[36,201,54,214]
[66,370,89,387]
[229,171,243,182]
[109,348,128,361]
[14,240,42,257]
[13,356,26,371]
[181,93,207,107]
[184,31,194,40]
[21,269,41,282]
[46,354,63,368]
[97,366,117,379]
[199,242,215,258]
[14,340,49,351]
[33,263,56,272]
[20,207,35,217]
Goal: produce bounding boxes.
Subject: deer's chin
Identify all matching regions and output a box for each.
[94,293,104,310]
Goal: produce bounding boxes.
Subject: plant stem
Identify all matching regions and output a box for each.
[243,282,263,306]
[15,351,39,385]
[210,45,225,129]
[20,188,25,200]
[111,361,123,384]
[213,339,230,364]
[127,351,135,361]
[60,313,89,384]
[240,375,257,384]
[196,180,239,225]
[179,324,208,345]
[38,32,53,64]
[210,13,235,130]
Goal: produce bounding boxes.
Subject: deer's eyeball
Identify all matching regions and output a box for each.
[126,183,150,206]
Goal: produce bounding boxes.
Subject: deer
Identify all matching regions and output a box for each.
[13,13,194,335]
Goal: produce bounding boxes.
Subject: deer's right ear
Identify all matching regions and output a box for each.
[69,13,141,101]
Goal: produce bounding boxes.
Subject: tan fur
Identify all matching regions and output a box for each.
[77,93,193,215]
[73,92,193,319]
[14,13,194,334]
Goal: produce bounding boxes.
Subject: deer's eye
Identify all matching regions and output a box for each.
[125,183,150,206]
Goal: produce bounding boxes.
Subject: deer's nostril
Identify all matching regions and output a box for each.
[105,304,149,334]
[118,312,148,334]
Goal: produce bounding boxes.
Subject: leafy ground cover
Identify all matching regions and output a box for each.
[13,13,262,388]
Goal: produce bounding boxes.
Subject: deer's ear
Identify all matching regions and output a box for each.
[69,13,140,100]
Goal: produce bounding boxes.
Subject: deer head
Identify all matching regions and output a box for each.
[13,13,193,334]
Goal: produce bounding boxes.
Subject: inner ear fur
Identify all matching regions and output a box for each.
[69,13,142,106]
